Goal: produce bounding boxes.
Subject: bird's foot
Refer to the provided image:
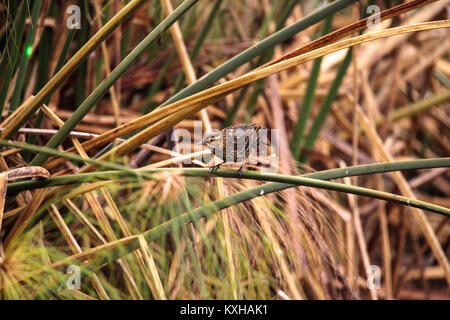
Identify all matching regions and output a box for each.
[237,165,244,177]
[209,163,222,174]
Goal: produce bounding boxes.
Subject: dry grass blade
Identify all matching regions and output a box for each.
[162,0,212,131]
[137,235,167,300]
[343,173,377,300]
[49,204,110,299]
[5,167,50,182]
[258,0,437,69]
[0,165,49,234]
[0,96,35,128]
[0,0,147,139]
[4,188,48,249]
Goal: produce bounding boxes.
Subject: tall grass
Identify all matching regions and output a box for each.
[0,0,448,300]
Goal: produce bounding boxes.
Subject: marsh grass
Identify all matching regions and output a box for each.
[0,0,448,299]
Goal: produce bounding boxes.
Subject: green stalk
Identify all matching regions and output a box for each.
[141,53,176,114]
[190,0,222,62]
[29,0,199,166]
[295,0,375,161]
[24,0,355,165]
[172,0,223,95]
[120,23,132,59]
[301,47,353,161]
[245,0,301,118]
[7,131,448,216]
[0,0,30,115]
[222,87,248,129]
[223,0,299,127]
[433,70,450,88]
[291,16,333,161]
[0,139,153,180]
[391,89,450,122]
[144,180,449,243]
[7,158,450,194]
[9,0,43,112]
[32,12,52,94]
[158,0,359,110]
[26,15,72,160]
[244,78,265,120]
[1,0,148,139]
[74,1,89,106]
[5,133,449,217]
[53,29,78,80]
[25,21,52,161]
[47,159,450,275]
[0,0,26,70]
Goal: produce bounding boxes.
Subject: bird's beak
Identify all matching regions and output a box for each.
[197,139,207,145]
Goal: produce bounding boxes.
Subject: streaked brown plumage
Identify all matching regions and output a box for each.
[201,124,269,175]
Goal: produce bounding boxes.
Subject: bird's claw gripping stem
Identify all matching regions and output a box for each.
[209,163,222,174]
[238,161,245,177]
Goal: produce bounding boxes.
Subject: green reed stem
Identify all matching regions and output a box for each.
[29,0,199,166]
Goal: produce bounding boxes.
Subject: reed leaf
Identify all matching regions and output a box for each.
[46,158,450,277]
[76,20,450,166]
[301,47,353,160]
[28,0,199,166]
[157,0,360,109]
[0,0,148,139]
[291,15,333,160]
[7,158,450,193]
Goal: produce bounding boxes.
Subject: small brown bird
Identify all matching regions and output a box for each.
[200,124,269,175]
